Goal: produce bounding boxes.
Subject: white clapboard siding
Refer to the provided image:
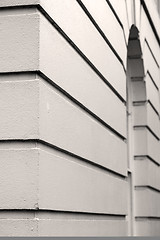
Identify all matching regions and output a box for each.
[143,42,159,89]
[0,76,127,175]
[80,0,127,63]
[0,0,128,49]
[39,148,127,214]
[0,218,127,236]
[144,0,160,42]
[0,0,128,57]
[135,158,160,190]
[0,143,127,214]
[133,103,160,138]
[0,149,39,209]
[147,131,160,164]
[38,0,126,100]
[135,188,160,217]
[134,128,160,164]
[39,78,127,175]
[135,220,160,236]
[38,219,127,236]
[0,80,39,139]
[146,73,160,114]
[0,11,39,72]
[0,10,126,137]
[39,13,127,137]
[134,128,147,156]
[0,219,38,236]
[140,8,160,66]
[147,103,160,138]
[133,104,146,126]
[108,0,129,41]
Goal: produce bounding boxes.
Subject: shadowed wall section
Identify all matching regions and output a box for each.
[127,25,146,235]
[127,24,160,236]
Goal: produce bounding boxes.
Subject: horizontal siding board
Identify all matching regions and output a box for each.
[135,219,160,236]
[134,128,160,164]
[80,0,127,64]
[39,1,126,100]
[0,149,39,209]
[135,158,160,190]
[135,159,149,186]
[0,141,37,150]
[39,148,127,214]
[0,80,39,139]
[38,219,127,236]
[0,73,127,141]
[133,103,160,138]
[146,73,160,114]
[144,0,160,44]
[147,130,160,164]
[140,8,160,67]
[134,128,147,156]
[39,78,127,175]
[147,103,160,138]
[0,219,38,236]
[0,9,127,137]
[0,12,39,72]
[107,0,129,42]
[0,76,127,175]
[135,188,160,217]
[0,218,127,236]
[143,42,160,89]
[0,143,127,214]
[0,142,127,214]
[133,105,147,127]
[39,13,127,137]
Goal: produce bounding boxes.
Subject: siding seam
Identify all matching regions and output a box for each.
[0,139,126,179]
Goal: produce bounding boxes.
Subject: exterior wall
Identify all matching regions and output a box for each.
[134,0,160,236]
[0,0,159,236]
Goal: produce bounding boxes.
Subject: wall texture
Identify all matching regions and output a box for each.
[0,0,159,236]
